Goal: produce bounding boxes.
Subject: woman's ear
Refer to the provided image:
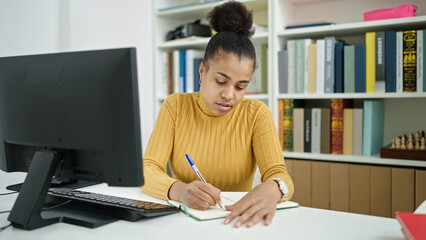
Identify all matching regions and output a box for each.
[199,61,205,85]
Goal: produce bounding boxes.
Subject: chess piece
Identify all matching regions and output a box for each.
[421,137,426,150]
[395,137,401,149]
[401,136,406,149]
[407,134,414,150]
[391,139,396,148]
[415,132,421,150]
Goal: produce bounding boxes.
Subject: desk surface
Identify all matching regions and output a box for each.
[0,171,404,240]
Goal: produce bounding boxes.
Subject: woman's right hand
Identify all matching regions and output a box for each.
[168,181,221,210]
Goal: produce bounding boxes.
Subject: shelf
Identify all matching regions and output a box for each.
[158,32,268,51]
[283,152,426,168]
[277,16,426,39]
[278,92,426,99]
[156,0,267,20]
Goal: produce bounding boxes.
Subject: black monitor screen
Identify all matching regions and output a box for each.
[0,48,144,229]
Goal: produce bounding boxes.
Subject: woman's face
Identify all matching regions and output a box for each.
[199,52,254,116]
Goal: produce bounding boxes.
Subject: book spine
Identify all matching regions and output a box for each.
[396,31,403,93]
[278,50,288,94]
[278,100,284,151]
[308,44,317,94]
[179,50,186,92]
[355,44,366,93]
[375,31,385,93]
[320,108,331,154]
[186,50,194,93]
[366,32,376,93]
[261,44,268,94]
[352,108,363,155]
[287,40,296,94]
[311,108,321,153]
[283,99,294,151]
[331,99,352,154]
[304,108,311,152]
[344,45,355,93]
[335,41,345,93]
[403,30,417,92]
[385,31,397,92]
[343,108,354,155]
[295,39,305,94]
[362,100,384,156]
[304,39,314,94]
[417,30,423,93]
[293,108,304,152]
[173,50,180,93]
[324,37,336,93]
[316,39,325,94]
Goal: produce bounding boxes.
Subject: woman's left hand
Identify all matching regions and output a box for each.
[224,180,282,228]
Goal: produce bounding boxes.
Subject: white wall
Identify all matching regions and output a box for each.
[0,0,154,151]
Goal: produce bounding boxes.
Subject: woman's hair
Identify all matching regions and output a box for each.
[204,1,256,71]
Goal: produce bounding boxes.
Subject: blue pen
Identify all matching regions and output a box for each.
[185,154,225,210]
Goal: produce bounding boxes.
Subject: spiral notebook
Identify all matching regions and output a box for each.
[168,192,299,221]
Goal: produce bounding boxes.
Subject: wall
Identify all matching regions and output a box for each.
[0,0,154,151]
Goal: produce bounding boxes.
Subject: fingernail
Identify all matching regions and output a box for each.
[247,222,252,228]
[264,220,270,226]
[224,218,229,224]
[236,222,241,228]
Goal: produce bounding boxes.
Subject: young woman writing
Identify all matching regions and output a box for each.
[141,1,294,228]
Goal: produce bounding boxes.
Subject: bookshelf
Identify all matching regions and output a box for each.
[153,0,426,170]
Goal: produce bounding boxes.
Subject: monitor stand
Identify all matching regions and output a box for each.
[7,150,118,230]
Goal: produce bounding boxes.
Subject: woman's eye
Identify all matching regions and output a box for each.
[236,86,245,90]
[216,79,225,85]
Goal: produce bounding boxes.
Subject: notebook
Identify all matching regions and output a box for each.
[168,191,299,221]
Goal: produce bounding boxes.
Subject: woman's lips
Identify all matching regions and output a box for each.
[216,102,232,112]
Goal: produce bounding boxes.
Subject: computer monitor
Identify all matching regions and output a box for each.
[0,48,144,230]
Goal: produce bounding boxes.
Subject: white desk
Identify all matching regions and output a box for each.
[0,171,404,240]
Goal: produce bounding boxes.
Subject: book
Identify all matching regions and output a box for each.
[311,108,330,154]
[173,50,180,93]
[362,100,384,156]
[403,30,417,92]
[287,40,296,94]
[278,50,288,93]
[385,31,397,92]
[397,31,403,93]
[193,58,203,92]
[285,21,334,29]
[179,50,186,92]
[304,107,312,152]
[334,41,345,93]
[366,32,376,93]
[295,39,305,94]
[316,39,325,94]
[331,99,353,154]
[283,99,294,152]
[342,108,353,155]
[417,30,423,93]
[278,100,284,150]
[168,192,299,221]
[375,31,386,93]
[293,108,304,152]
[324,36,337,93]
[308,43,317,94]
[304,39,314,94]
[352,108,363,156]
[344,45,355,93]
[355,44,366,93]
[396,212,426,240]
[185,49,204,93]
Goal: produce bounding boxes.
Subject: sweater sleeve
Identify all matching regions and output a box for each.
[139,95,178,200]
[251,103,294,202]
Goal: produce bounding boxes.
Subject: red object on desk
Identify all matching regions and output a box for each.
[396,212,426,240]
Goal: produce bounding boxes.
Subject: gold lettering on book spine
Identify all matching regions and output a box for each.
[403,30,417,92]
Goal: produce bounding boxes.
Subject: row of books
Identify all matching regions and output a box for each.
[278,29,426,94]
[278,99,384,156]
[161,44,268,97]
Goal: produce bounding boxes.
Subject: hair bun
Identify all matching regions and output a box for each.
[207,1,254,37]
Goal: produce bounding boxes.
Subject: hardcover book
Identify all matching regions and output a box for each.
[417,30,423,93]
[366,32,376,93]
[362,100,384,156]
[316,39,325,94]
[278,50,288,94]
[278,100,284,150]
[355,44,366,93]
[308,43,317,94]
[324,37,337,93]
[344,45,355,93]
[385,31,397,92]
[283,99,294,151]
[396,31,403,93]
[287,40,296,94]
[335,41,345,93]
[311,108,330,154]
[295,39,306,94]
[403,30,417,92]
[352,108,363,156]
[375,31,386,93]
[293,108,305,152]
[331,99,353,154]
[304,108,312,152]
[343,108,353,155]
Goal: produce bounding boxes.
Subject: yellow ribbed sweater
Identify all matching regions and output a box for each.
[140,92,294,201]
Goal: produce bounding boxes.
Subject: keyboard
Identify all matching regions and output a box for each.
[47,188,179,221]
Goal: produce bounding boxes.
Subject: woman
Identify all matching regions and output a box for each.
[141,1,294,228]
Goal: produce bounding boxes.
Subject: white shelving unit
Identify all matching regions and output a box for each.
[153,0,426,168]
